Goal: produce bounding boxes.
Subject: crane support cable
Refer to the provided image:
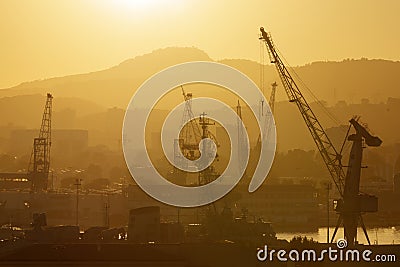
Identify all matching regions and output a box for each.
[274,45,344,128]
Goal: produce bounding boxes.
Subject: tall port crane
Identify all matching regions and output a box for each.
[28,93,53,192]
[172,87,200,185]
[173,86,219,186]
[259,27,380,245]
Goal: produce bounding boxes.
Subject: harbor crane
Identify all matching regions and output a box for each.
[259,27,380,245]
[174,86,219,186]
[28,93,53,192]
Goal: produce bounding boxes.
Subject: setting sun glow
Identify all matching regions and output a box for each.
[107,0,174,10]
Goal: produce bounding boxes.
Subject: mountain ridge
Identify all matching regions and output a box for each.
[1,47,399,108]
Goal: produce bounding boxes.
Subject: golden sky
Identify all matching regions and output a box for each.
[0,0,399,88]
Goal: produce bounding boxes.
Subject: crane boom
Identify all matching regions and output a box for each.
[259,27,345,196]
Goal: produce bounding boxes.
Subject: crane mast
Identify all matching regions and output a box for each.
[269,82,277,114]
[259,27,345,196]
[331,118,380,245]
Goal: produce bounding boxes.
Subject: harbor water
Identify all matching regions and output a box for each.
[276,226,400,245]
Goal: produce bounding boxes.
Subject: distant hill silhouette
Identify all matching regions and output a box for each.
[0,47,399,108]
[0,47,212,108]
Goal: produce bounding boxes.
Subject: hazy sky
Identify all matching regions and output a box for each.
[0,0,399,88]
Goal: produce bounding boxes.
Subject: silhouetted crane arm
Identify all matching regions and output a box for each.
[349,118,382,147]
[259,27,345,196]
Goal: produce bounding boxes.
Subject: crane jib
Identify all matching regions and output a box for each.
[259,27,345,197]
[259,26,381,245]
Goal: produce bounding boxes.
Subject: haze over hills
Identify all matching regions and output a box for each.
[0,47,400,154]
[0,47,399,108]
[0,94,106,129]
